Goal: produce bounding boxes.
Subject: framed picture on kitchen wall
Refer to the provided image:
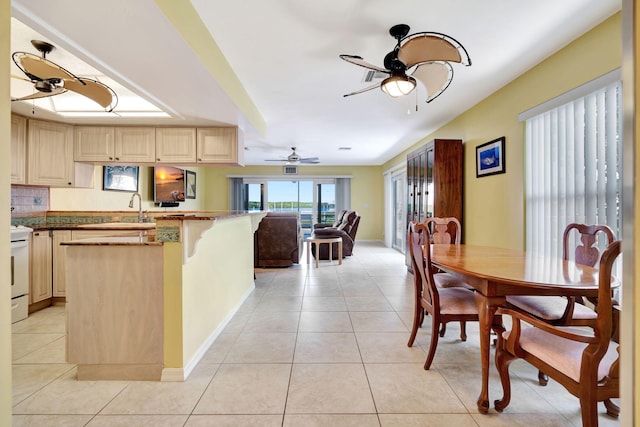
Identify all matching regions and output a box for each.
[476,137,506,177]
[102,166,139,192]
[186,170,196,199]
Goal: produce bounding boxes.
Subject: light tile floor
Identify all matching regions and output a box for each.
[11,241,621,426]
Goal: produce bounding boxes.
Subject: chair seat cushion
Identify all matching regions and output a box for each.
[438,287,478,315]
[434,272,474,290]
[506,295,597,321]
[503,326,619,383]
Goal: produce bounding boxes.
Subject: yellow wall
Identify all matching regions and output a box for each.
[202,165,384,240]
[49,165,207,212]
[1,0,11,423]
[383,13,622,249]
[180,216,255,364]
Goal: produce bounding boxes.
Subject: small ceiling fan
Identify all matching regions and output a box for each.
[340,24,471,103]
[11,40,118,112]
[265,147,320,165]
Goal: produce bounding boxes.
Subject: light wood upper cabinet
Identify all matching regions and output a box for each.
[11,115,27,184]
[28,120,76,187]
[75,126,156,163]
[115,127,156,162]
[74,126,115,162]
[30,231,53,304]
[197,127,242,165]
[155,128,196,163]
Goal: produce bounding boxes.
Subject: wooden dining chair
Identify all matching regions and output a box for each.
[423,217,474,338]
[505,223,616,385]
[406,221,479,369]
[494,240,621,427]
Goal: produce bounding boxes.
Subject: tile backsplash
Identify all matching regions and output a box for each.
[11,185,50,214]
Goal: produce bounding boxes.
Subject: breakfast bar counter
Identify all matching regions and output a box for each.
[63,211,266,381]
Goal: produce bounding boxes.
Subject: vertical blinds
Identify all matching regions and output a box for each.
[525,81,622,258]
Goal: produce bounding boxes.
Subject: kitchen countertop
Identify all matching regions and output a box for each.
[75,222,156,230]
[61,236,162,246]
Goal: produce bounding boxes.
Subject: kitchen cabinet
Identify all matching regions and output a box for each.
[29,228,146,311]
[28,120,94,188]
[406,139,463,268]
[74,126,114,162]
[115,127,156,162]
[30,231,52,305]
[52,230,72,297]
[11,115,27,184]
[197,127,243,165]
[75,126,156,163]
[155,127,197,163]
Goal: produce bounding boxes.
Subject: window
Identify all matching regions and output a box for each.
[524,75,622,260]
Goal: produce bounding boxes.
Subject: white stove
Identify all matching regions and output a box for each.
[10,225,32,323]
[11,225,33,240]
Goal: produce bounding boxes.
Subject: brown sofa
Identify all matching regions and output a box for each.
[254,212,303,267]
[311,210,361,260]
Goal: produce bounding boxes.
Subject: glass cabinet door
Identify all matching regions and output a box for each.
[426,147,435,218]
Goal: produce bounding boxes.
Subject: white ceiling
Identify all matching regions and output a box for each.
[10,0,621,166]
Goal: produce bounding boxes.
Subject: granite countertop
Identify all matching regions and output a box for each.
[61,236,162,246]
[74,222,156,230]
[158,211,254,221]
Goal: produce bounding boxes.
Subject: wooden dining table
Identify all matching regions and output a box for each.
[429,243,609,414]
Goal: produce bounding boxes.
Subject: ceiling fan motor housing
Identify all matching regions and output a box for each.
[34,80,53,92]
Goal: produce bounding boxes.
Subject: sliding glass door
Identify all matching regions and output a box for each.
[241,179,336,239]
[316,181,336,225]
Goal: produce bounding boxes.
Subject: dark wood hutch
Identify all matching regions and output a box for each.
[406,138,463,268]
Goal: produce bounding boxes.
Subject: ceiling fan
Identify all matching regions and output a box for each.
[11,40,118,112]
[340,24,471,103]
[265,147,320,165]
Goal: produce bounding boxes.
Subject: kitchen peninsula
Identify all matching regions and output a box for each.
[63,211,266,381]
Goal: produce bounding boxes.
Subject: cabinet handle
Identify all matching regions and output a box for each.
[67,182,72,186]
[115,157,120,161]
[157,158,161,161]
[197,158,202,161]
[109,157,113,161]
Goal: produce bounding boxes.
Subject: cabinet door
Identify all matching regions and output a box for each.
[52,230,72,297]
[30,231,52,304]
[74,127,115,162]
[28,120,75,187]
[155,128,196,163]
[197,127,238,164]
[425,147,435,218]
[11,115,27,184]
[115,127,156,162]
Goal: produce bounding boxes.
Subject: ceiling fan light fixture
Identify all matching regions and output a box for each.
[381,74,416,97]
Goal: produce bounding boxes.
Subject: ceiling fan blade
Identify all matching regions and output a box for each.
[343,82,382,97]
[63,78,117,110]
[15,52,79,81]
[12,86,67,102]
[265,159,287,162]
[339,54,389,73]
[411,62,453,103]
[300,158,320,164]
[398,33,470,68]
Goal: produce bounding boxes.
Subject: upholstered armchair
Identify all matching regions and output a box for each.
[311,210,361,259]
[313,210,347,230]
[254,212,303,267]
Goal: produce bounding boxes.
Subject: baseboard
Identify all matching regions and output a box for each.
[160,282,256,382]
